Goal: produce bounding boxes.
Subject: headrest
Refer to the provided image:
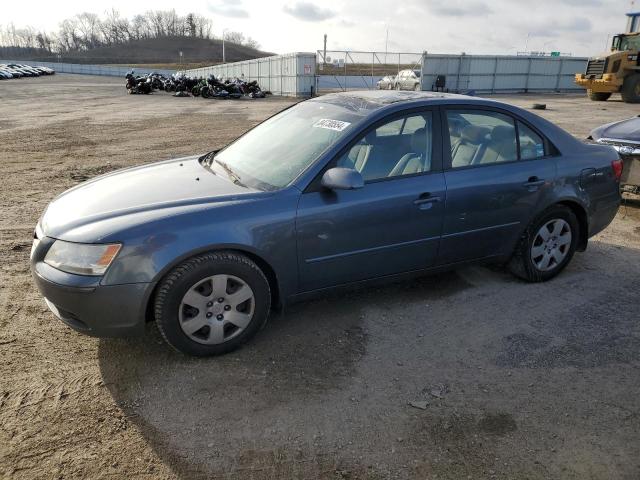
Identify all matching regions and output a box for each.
[410,128,427,152]
[491,125,514,143]
[461,125,488,143]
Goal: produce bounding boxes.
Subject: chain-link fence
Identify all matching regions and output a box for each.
[316,50,422,93]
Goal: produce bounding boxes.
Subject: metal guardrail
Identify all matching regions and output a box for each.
[0,59,174,77]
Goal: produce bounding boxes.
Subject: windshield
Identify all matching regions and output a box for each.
[210,100,364,190]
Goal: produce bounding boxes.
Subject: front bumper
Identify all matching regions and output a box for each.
[31,236,151,337]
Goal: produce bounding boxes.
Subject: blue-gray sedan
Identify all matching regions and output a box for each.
[31,91,622,356]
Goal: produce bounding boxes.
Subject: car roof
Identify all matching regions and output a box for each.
[316,90,548,114]
[310,90,476,113]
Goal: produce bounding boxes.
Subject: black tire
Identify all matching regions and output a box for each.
[588,91,611,101]
[155,251,271,356]
[508,205,579,282]
[414,83,420,91]
[395,83,401,91]
[620,74,640,104]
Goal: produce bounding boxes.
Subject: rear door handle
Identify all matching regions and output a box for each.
[413,192,441,208]
[523,176,545,188]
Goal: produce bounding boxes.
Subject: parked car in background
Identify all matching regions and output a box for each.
[590,116,640,193]
[6,65,35,77]
[0,65,22,77]
[31,91,621,356]
[0,64,55,79]
[395,69,421,91]
[376,75,396,90]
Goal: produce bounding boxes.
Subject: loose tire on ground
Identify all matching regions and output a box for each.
[620,74,640,103]
[587,91,611,101]
[508,205,580,282]
[154,251,271,356]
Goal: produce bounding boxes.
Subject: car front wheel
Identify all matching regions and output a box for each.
[155,251,271,356]
[508,205,579,282]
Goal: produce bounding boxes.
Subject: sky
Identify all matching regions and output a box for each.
[2,0,637,56]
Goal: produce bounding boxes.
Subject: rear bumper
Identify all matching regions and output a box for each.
[32,263,150,337]
[588,197,621,239]
[575,74,619,93]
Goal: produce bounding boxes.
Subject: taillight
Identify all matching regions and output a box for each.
[611,159,623,182]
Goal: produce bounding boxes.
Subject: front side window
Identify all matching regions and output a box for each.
[447,110,517,168]
[620,35,640,51]
[336,112,433,181]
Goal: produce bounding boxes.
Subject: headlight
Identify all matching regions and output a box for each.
[44,240,121,276]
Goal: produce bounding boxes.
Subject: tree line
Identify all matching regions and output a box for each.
[0,9,260,53]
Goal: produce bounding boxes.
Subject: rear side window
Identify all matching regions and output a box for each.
[446,110,517,168]
[518,121,546,159]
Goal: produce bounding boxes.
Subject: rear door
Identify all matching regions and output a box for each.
[295,109,446,292]
[438,107,557,265]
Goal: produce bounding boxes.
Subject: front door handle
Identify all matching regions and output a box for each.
[413,192,441,208]
[523,176,545,188]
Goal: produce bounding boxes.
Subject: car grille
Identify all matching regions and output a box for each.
[585,59,606,78]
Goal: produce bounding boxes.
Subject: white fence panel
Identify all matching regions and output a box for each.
[421,53,588,93]
[183,52,316,97]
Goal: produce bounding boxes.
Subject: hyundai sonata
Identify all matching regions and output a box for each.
[31,91,622,356]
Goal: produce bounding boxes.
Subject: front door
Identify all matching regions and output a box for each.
[296,109,446,292]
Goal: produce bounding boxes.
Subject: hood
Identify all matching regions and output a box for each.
[41,155,263,240]
[590,116,640,142]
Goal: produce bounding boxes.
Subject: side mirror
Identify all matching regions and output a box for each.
[321,167,364,191]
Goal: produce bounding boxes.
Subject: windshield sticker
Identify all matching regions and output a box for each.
[313,119,351,132]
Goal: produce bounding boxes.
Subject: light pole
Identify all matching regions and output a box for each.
[222,28,228,64]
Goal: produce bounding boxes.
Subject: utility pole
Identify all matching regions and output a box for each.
[385,26,389,64]
[222,28,228,63]
[323,34,327,64]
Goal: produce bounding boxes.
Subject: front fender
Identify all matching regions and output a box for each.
[101,191,300,300]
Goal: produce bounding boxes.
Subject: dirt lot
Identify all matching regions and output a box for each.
[1,74,639,480]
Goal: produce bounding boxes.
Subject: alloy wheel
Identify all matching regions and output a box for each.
[530,219,572,271]
[178,274,255,345]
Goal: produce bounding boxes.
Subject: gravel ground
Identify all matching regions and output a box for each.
[1,74,639,480]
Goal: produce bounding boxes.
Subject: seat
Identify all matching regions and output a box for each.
[451,125,488,168]
[343,130,377,172]
[388,128,430,177]
[475,126,517,164]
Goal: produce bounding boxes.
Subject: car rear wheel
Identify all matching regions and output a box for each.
[414,83,420,91]
[154,251,271,356]
[508,205,579,282]
[621,74,640,103]
[395,83,401,90]
[588,91,611,101]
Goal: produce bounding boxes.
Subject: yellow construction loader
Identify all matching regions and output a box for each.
[575,32,640,103]
[575,13,640,103]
